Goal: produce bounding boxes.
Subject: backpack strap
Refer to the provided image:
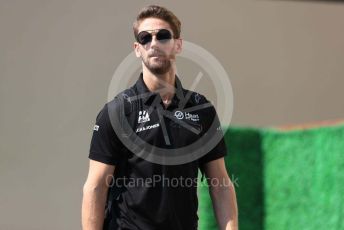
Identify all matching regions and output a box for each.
[103,87,138,229]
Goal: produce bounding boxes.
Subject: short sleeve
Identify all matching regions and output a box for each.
[198,102,228,168]
[89,103,123,165]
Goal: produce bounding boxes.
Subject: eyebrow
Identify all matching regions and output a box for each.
[138,28,171,33]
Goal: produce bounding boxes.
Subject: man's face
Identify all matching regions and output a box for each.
[134,18,182,75]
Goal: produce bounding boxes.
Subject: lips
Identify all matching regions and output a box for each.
[150,54,163,58]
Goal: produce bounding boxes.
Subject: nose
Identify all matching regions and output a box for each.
[149,35,159,48]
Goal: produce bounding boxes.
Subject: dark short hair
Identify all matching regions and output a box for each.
[133,5,181,40]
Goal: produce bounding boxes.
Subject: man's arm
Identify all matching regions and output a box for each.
[203,158,238,230]
[82,160,115,230]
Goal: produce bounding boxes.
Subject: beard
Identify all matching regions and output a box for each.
[142,50,174,75]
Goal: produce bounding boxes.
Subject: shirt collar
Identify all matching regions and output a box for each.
[134,72,188,108]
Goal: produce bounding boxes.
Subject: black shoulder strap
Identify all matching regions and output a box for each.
[121,87,139,115]
[103,87,138,229]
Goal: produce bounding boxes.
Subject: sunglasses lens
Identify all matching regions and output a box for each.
[137,29,173,45]
[156,29,172,43]
[137,31,152,45]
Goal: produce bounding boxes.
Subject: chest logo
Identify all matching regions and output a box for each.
[136,123,160,133]
[138,110,150,124]
[174,111,200,122]
[174,111,184,119]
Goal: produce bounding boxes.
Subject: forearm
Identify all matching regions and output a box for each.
[82,183,108,230]
[209,179,238,230]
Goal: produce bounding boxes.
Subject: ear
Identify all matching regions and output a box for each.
[134,42,141,58]
[174,38,183,54]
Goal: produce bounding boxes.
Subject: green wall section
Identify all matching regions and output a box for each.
[198,123,344,230]
[198,127,264,230]
[263,125,344,230]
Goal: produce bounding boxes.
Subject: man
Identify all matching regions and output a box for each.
[82,5,238,230]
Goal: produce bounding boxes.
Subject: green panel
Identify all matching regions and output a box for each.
[198,123,344,230]
[198,127,264,230]
[263,125,344,230]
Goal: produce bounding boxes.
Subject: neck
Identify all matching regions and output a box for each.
[142,65,176,104]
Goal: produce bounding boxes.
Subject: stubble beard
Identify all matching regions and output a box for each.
[142,53,174,75]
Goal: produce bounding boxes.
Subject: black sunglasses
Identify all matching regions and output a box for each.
[136,29,173,45]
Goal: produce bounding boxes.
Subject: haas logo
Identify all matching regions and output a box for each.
[174,111,199,122]
[138,110,150,123]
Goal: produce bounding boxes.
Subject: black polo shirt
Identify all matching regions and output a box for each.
[89,73,227,230]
